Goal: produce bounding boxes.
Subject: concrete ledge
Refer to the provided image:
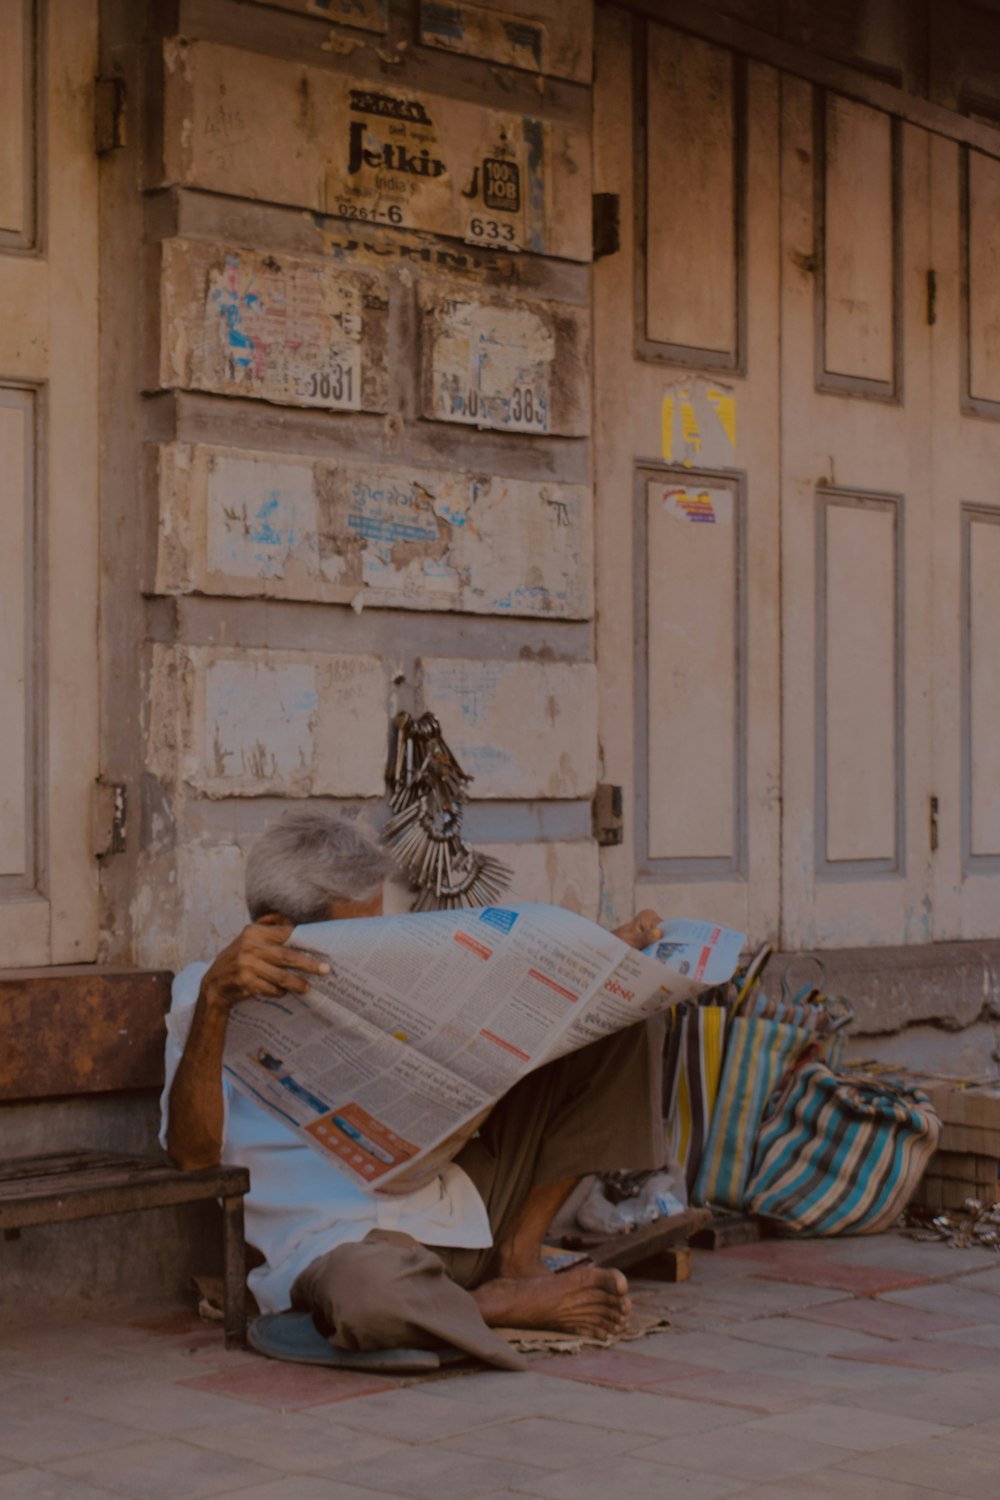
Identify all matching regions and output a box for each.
[767,941,1000,1036]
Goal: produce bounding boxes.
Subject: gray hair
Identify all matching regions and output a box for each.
[245,811,390,925]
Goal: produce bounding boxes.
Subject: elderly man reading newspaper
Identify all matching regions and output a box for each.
[163,813,702,1370]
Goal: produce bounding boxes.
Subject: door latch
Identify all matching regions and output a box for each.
[94,77,127,155]
[593,783,624,846]
[94,780,128,857]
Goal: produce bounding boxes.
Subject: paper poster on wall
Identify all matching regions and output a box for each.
[160,241,389,412]
[661,378,738,468]
[162,43,589,260]
[658,484,734,527]
[326,84,535,252]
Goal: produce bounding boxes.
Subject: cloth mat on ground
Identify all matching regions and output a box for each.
[494,1301,670,1355]
[248,1298,671,1368]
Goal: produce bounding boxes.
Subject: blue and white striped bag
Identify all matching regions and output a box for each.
[692,1015,816,1210]
[745,1062,941,1236]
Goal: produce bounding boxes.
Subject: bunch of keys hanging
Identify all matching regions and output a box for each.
[384,711,513,911]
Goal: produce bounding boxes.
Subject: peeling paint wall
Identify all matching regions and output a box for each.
[156,443,592,617]
[101,0,597,968]
[149,646,387,797]
[417,657,598,797]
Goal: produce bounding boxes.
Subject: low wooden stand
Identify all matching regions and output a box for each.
[0,1150,251,1348]
[562,1205,713,1279]
[690,1211,765,1250]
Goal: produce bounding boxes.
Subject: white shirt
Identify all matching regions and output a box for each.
[159,962,493,1314]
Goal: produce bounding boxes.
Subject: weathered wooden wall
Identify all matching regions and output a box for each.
[99,0,597,968]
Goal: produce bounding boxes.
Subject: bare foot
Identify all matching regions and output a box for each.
[472,1264,631,1339]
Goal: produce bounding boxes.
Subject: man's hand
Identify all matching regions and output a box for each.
[168,915,331,1171]
[200,913,331,1010]
[612,909,663,951]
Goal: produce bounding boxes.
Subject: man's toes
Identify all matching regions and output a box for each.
[593,1267,629,1298]
[586,1290,627,1315]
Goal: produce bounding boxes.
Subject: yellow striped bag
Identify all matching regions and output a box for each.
[663,1000,727,1190]
[745,1063,941,1236]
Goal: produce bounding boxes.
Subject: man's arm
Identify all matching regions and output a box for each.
[166,914,330,1171]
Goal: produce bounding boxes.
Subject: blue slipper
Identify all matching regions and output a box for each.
[248,1311,462,1373]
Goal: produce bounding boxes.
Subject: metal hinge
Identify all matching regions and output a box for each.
[593,783,624,847]
[94,76,127,155]
[592,193,621,260]
[94,780,128,857]
[929,794,939,853]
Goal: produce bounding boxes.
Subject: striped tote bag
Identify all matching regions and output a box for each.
[745,1063,942,1236]
[663,999,728,1190]
[692,1016,816,1210]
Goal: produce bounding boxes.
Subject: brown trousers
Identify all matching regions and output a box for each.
[290,1017,664,1368]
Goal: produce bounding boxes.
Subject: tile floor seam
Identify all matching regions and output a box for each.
[40,1454,292,1500]
[500,1451,751,1497]
[617,1433,862,1476]
[4,1473,135,1500]
[429,1440,666,1474]
[0,1432,159,1470]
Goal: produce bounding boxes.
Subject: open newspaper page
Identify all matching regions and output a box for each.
[223,903,743,1191]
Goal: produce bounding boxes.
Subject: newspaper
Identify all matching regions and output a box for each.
[223,904,744,1192]
[642,920,744,984]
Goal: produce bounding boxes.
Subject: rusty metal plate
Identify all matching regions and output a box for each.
[0,968,172,1101]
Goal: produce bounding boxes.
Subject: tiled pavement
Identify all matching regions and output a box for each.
[3,1234,1000,1498]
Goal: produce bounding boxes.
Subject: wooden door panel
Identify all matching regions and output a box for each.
[640,469,744,869]
[818,490,902,869]
[0,0,99,966]
[642,27,742,360]
[967,512,1000,860]
[819,93,900,392]
[0,0,33,246]
[0,389,35,884]
[964,149,1000,414]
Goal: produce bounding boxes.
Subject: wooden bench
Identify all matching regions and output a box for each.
[0,966,251,1347]
[0,1150,250,1346]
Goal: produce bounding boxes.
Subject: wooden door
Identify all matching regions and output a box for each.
[593,9,782,942]
[0,0,100,965]
[596,9,1000,953]
[927,133,1000,940]
[778,81,934,949]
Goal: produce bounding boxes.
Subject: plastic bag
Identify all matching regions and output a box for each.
[577,1167,688,1235]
